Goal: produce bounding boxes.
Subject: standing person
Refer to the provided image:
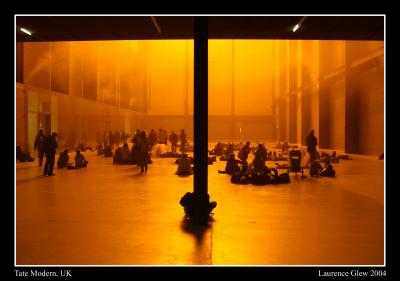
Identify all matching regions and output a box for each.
[43,132,58,176]
[137,131,150,174]
[179,129,187,152]
[132,129,141,146]
[34,129,46,166]
[306,129,318,163]
[148,129,157,148]
[169,131,179,153]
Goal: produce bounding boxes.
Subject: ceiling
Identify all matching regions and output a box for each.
[16,15,384,42]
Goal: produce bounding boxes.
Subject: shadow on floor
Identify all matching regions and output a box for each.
[180,215,215,245]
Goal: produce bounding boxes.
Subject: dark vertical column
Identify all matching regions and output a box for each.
[193,16,208,197]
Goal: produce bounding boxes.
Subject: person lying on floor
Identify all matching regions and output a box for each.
[320,162,335,177]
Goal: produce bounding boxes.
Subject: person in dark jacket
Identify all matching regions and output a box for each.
[306,129,318,163]
[43,132,58,176]
[57,149,69,169]
[75,150,88,168]
[169,131,179,153]
[34,129,46,166]
[137,131,150,173]
[148,129,157,148]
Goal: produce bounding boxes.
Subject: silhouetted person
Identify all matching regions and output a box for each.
[219,153,240,174]
[137,131,150,173]
[169,131,179,153]
[148,129,157,148]
[75,150,88,168]
[34,129,46,166]
[96,142,104,155]
[255,143,268,161]
[121,143,131,163]
[113,147,123,164]
[320,162,335,177]
[212,142,224,156]
[57,149,69,169]
[306,129,318,163]
[132,129,141,145]
[179,129,187,152]
[43,132,58,176]
[252,150,268,173]
[16,146,34,162]
[238,141,251,166]
[176,154,192,176]
[103,144,113,157]
[226,143,234,155]
[309,160,322,177]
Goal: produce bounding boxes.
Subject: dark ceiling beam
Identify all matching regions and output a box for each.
[15,15,384,42]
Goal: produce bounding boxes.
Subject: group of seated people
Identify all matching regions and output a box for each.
[111,142,153,165]
[96,143,113,157]
[57,149,88,169]
[16,146,34,163]
[218,147,291,185]
[209,142,242,157]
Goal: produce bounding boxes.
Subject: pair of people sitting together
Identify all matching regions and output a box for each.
[57,149,88,169]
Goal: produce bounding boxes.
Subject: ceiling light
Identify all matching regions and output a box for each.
[20,27,32,36]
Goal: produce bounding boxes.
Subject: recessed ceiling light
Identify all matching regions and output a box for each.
[20,27,32,36]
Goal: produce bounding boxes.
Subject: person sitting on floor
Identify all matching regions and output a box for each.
[211,142,224,156]
[309,160,322,177]
[218,153,240,175]
[320,162,335,177]
[252,148,269,173]
[121,143,131,163]
[176,154,193,176]
[57,149,70,169]
[96,142,104,155]
[113,147,123,164]
[103,145,113,157]
[75,150,88,168]
[16,146,34,162]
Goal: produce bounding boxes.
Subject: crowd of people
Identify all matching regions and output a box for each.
[18,127,343,181]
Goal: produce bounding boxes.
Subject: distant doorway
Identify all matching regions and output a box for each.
[38,113,51,135]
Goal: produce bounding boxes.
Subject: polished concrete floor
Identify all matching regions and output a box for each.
[16,144,384,265]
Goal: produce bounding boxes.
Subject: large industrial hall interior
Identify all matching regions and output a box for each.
[15,15,384,265]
